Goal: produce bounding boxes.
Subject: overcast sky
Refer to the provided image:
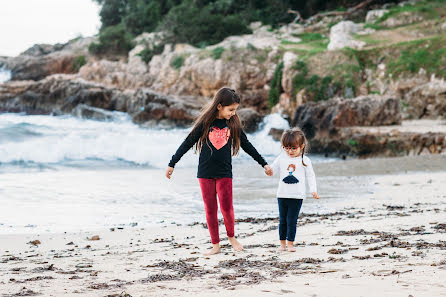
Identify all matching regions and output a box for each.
[0,0,101,57]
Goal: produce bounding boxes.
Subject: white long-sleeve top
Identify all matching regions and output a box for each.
[270,152,317,199]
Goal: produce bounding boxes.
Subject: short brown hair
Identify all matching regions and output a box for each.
[281,127,308,167]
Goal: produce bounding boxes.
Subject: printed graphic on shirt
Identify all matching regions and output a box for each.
[282,164,299,184]
[209,127,230,150]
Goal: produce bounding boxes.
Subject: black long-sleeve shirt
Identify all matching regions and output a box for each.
[168,118,267,178]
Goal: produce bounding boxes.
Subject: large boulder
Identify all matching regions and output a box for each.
[291,95,401,139]
[130,90,207,127]
[365,9,389,23]
[327,21,366,51]
[403,78,446,119]
[380,11,424,28]
[237,108,262,133]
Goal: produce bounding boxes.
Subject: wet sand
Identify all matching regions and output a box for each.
[1,155,445,297]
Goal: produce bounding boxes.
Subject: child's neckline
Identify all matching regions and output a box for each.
[283,153,300,159]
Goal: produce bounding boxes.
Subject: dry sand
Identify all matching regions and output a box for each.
[1,158,446,297]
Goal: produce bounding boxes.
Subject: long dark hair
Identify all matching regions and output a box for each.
[193,87,242,156]
[281,127,308,167]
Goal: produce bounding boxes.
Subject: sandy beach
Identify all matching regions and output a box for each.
[1,155,446,297]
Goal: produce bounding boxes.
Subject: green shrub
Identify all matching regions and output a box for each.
[137,44,164,63]
[297,33,325,43]
[347,139,358,147]
[72,55,87,72]
[268,62,284,108]
[211,47,225,60]
[160,2,250,47]
[291,59,358,101]
[88,23,135,55]
[387,37,446,78]
[171,55,184,69]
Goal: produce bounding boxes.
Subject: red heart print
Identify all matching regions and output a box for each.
[208,127,230,150]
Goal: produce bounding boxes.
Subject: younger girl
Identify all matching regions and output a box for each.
[166,87,273,255]
[270,128,320,252]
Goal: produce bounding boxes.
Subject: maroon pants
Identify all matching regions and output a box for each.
[198,178,234,244]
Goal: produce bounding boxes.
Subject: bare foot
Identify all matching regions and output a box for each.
[203,244,221,256]
[228,237,243,252]
[278,246,286,252]
[287,245,296,252]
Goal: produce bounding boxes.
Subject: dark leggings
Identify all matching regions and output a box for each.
[198,178,234,244]
[278,198,303,242]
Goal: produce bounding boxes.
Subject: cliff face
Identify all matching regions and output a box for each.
[1,1,446,158]
[0,37,97,81]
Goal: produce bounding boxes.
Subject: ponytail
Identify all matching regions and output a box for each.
[301,146,307,167]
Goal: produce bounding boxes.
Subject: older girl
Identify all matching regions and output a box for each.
[166,87,272,255]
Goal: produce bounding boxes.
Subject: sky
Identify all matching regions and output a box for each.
[0,0,101,57]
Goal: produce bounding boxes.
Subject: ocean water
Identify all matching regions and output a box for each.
[0,67,11,83]
[0,112,346,234]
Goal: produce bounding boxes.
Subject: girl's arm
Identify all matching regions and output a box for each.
[240,130,268,168]
[304,157,317,194]
[168,123,203,168]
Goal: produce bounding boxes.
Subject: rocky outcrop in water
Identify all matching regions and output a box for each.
[286,94,446,158]
[311,123,446,157]
[0,75,206,127]
[2,2,446,158]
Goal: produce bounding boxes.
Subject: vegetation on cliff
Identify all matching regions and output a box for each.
[90,0,397,55]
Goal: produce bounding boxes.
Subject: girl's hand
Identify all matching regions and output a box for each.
[312,192,320,199]
[264,165,273,176]
[166,167,174,179]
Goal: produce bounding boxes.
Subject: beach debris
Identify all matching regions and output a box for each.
[31,264,55,272]
[408,226,426,233]
[140,273,181,283]
[89,282,110,289]
[66,241,74,245]
[28,240,41,246]
[360,238,381,245]
[106,292,133,297]
[75,264,92,268]
[88,235,100,241]
[352,255,371,260]
[327,248,349,254]
[327,257,346,262]
[9,286,40,296]
[384,204,405,211]
[366,246,382,251]
[411,251,424,257]
[388,252,401,259]
[433,223,446,232]
[372,269,412,276]
[9,275,54,283]
[334,229,370,236]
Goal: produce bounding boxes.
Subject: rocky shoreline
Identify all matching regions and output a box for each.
[1,2,446,158]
